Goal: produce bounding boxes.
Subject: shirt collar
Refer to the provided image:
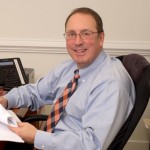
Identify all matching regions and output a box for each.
[78,49,107,77]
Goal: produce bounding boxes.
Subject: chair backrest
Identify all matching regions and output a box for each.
[107,54,150,150]
[0,68,5,87]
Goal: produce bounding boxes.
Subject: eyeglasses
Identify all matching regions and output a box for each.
[63,30,99,40]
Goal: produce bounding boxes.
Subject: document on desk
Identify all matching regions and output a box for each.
[0,104,24,143]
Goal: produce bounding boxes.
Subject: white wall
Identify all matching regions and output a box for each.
[0,0,150,149]
[0,0,150,42]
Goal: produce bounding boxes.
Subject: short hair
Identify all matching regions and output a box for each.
[65,7,104,33]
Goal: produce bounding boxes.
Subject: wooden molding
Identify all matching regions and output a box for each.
[0,39,150,56]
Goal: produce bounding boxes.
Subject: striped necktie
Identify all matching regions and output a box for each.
[45,69,80,132]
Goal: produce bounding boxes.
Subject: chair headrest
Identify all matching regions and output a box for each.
[122,54,149,83]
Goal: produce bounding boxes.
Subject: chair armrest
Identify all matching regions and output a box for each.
[21,114,48,123]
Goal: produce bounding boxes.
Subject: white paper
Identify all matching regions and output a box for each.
[0,104,24,143]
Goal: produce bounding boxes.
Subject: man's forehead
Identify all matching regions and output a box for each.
[66,14,97,31]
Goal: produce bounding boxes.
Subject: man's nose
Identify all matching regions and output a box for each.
[74,34,84,44]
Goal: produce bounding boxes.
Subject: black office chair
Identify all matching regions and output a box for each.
[22,54,150,150]
[0,68,5,87]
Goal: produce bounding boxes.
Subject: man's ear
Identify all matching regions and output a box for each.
[99,32,105,47]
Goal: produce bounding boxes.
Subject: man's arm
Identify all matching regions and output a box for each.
[0,96,8,108]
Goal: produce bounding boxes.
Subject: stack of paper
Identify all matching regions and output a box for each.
[0,104,24,143]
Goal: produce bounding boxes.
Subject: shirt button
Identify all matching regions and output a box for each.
[41,144,45,149]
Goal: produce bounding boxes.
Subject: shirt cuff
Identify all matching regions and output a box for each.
[5,93,16,108]
[34,130,51,150]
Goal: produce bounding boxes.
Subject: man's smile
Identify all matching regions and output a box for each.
[74,48,87,53]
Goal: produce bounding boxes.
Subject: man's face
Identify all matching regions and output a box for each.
[65,13,104,69]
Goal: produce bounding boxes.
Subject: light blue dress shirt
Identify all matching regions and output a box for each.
[6,50,135,150]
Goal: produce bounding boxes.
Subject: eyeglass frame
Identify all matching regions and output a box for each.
[63,30,100,40]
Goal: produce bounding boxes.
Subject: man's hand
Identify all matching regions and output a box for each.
[9,122,37,144]
[0,96,8,108]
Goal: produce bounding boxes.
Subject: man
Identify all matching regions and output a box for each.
[0,7,135,150]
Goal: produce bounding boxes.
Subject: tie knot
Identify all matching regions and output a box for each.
[74,69,80,79]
